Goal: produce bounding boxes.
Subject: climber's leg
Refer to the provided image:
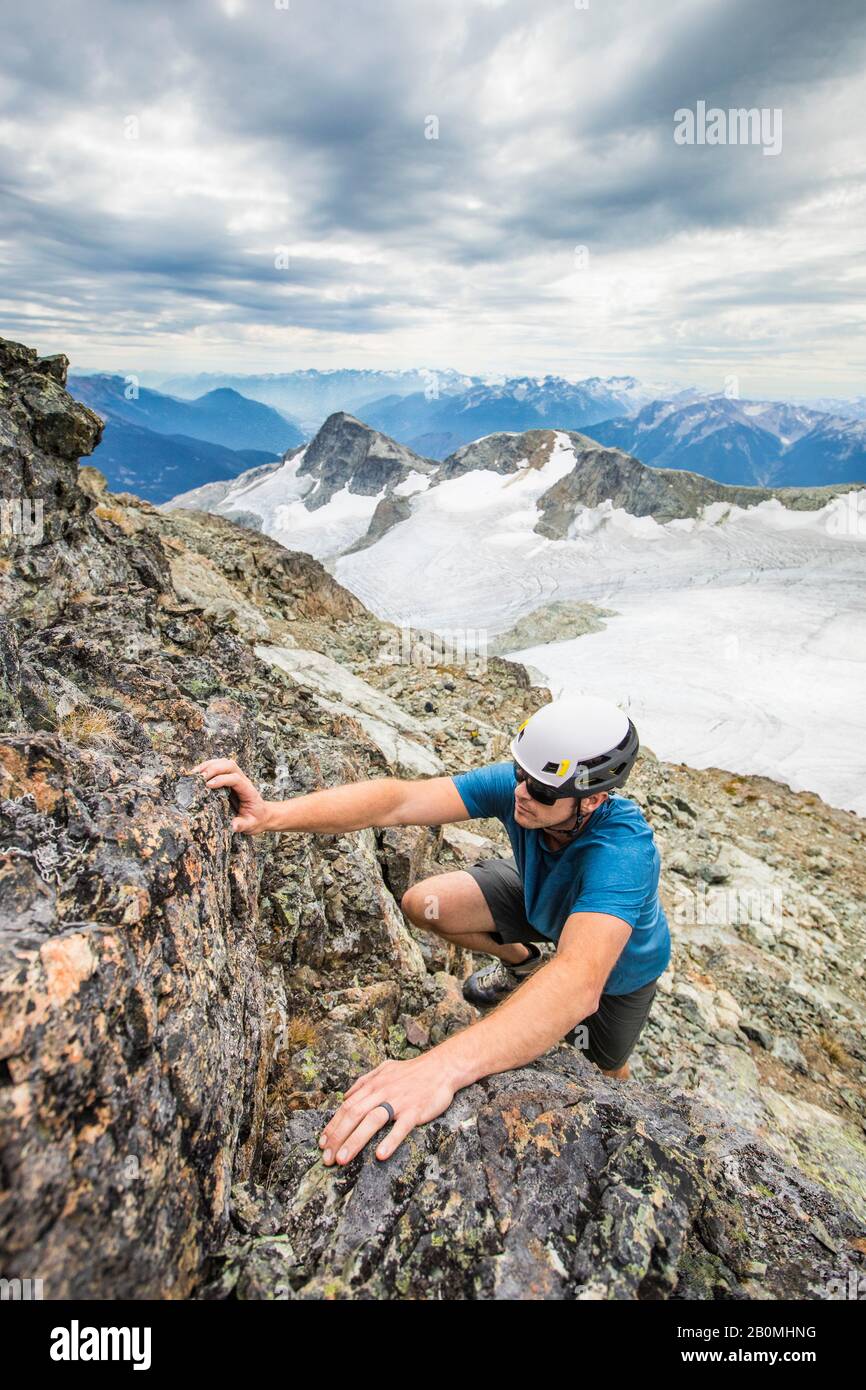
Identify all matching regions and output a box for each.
[599,1061,630,1080]
[400,864,540,966]
[568,978,659,1080]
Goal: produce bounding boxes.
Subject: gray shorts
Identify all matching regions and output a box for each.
[464,855,660,1071]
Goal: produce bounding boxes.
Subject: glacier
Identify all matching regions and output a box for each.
[173,428,866,814]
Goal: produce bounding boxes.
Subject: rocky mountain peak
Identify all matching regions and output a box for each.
[437,428,562,480]
[297,410,435,510]
[433,424,861,536]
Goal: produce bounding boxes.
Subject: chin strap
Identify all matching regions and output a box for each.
[546,798,589,842]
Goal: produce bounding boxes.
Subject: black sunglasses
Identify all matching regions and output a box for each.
[512,760,568,806]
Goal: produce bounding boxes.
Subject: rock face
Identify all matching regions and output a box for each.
[1,336,864,1301]
[0,345,280,1296]
[206,1059,863,1301]
[297,412,435,510]
[0,338,103,546]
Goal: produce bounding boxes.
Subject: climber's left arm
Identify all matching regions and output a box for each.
[318,911,632,1166]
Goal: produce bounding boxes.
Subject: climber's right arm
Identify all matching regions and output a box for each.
[191,759,471,835]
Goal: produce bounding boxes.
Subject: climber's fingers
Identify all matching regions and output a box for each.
[319,1061,394,1151]
[318,1085,374,1153]
[320,1057,456,1166]
[196,770,244,790]
[323,1099,395,1167]
[373,1111,416,1162]
[191,758,239,776]
[191,761,267,832]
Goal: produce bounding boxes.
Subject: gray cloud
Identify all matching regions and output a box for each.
[0,0,864,393]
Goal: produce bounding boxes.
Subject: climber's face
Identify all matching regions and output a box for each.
[513,785,607,829]
[514,784,575,826]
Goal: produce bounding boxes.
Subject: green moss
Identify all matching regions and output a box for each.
[298,1047,319,1086]
[179,675,223,699]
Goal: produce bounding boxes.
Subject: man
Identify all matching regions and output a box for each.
[192,694,671,1170]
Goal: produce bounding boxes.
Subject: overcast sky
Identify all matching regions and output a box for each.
[1,0,865,396]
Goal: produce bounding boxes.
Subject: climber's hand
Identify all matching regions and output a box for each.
[318,1055,456,1166]
[190,757,271,834]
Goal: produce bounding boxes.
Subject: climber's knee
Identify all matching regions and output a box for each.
[400,880,442,930]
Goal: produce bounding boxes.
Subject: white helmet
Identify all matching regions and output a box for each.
[510,696,639,798]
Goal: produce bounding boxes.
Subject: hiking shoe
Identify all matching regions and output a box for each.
[462,943,549,1007]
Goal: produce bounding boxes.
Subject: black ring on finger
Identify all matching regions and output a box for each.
[377,1102,395,1122]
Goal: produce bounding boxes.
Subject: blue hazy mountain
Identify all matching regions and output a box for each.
[153,367,478,434]
[70,374,304,454]
[359,375,657,459]
[585,395,865,487]
[771,415,866,486]
[86,417,279,505]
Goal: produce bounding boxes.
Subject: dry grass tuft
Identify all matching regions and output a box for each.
[283,1014,320,1050]
[59,706,119,747]
[817,1030,853,1069]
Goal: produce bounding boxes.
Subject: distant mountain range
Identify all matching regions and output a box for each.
[589,395,866,487]
[70,369,866,500]
[142,368,672,456]
[358,375,671,458]
[801,395,866,421]
[68,374,303,503]
[149,367,477,435]
[773,414,866,487]
[71,374,303,452]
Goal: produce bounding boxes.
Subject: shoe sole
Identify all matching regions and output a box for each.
[462,964,544,1007]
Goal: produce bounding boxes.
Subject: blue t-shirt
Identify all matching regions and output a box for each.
[451,760,671,995]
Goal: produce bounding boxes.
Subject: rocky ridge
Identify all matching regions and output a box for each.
[1,337,864,1300]
[165,418,862,557]
[296,412,436,510]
